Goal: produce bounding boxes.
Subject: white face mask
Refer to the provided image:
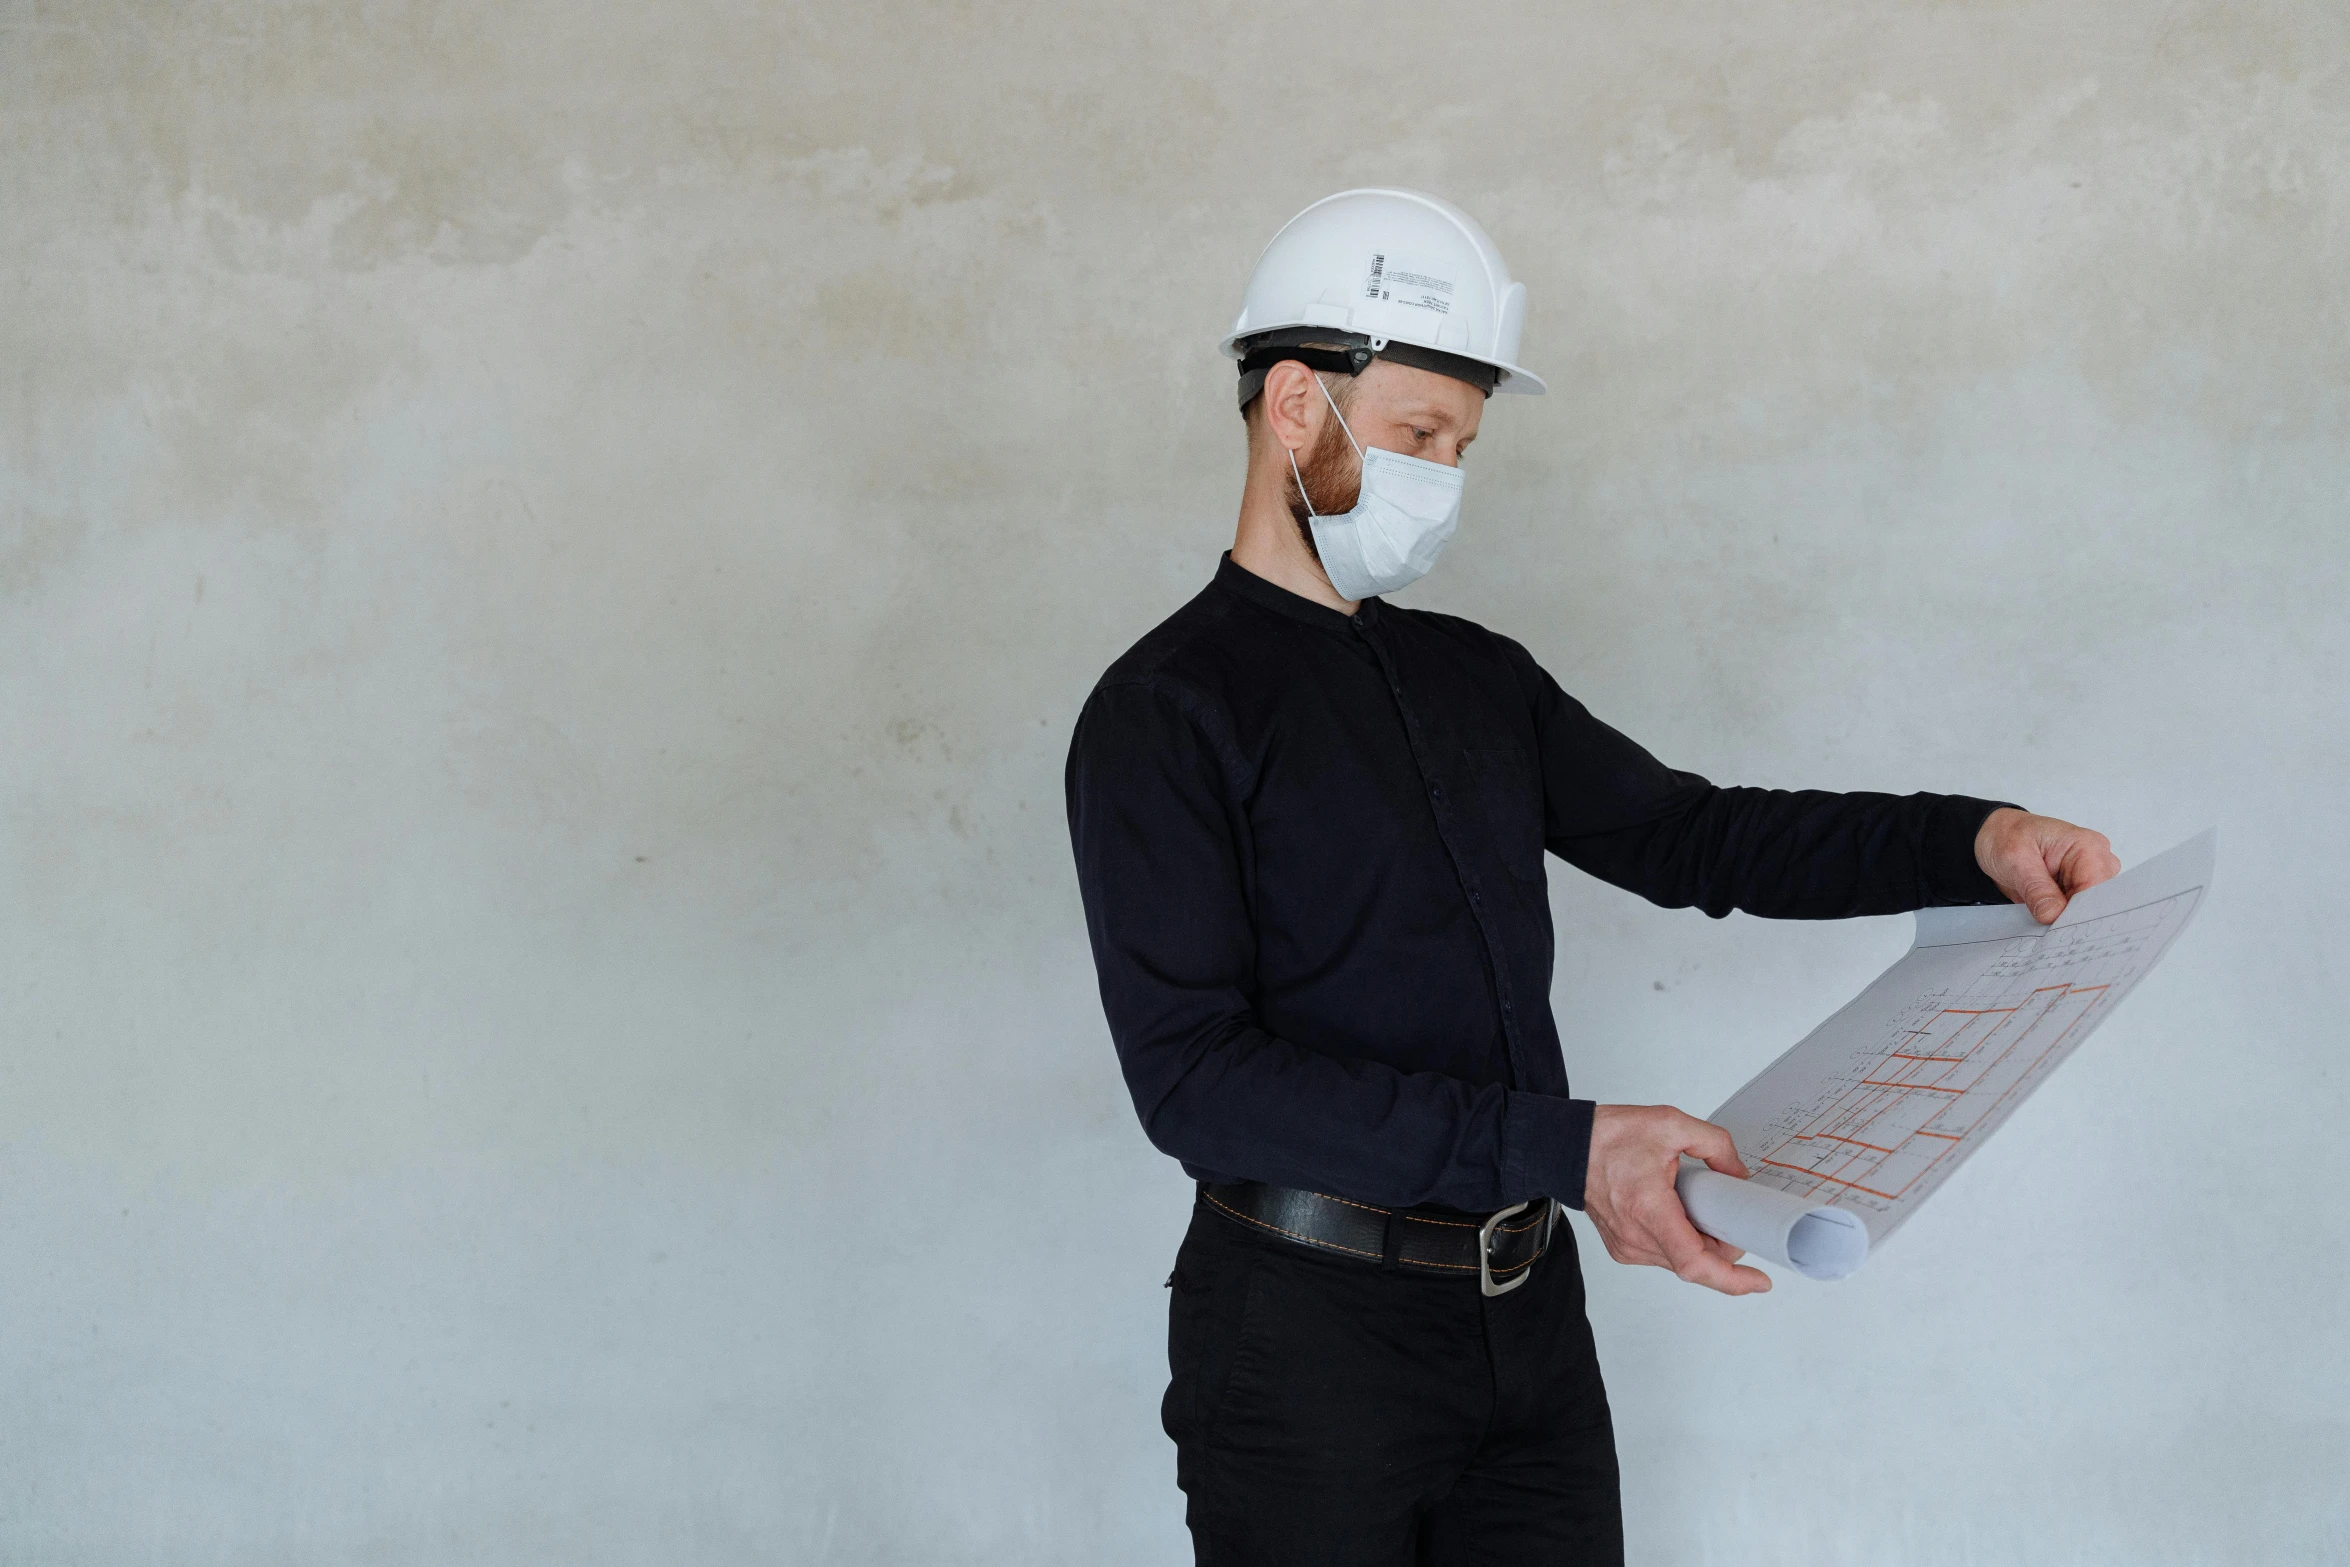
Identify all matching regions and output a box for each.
[1287,375,1466,603]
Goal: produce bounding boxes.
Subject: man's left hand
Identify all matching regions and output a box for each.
[1975,807,2121,924]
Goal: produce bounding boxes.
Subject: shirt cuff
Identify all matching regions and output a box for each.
[1925,795,2021,906]
[1504,1092,1597,1211]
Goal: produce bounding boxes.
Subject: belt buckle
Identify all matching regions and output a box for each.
[1478,1200,1533,1297]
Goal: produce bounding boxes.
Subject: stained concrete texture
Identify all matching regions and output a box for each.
[2,1,2346,1561]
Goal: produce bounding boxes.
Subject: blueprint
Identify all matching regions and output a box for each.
[1677,830,2214,1280]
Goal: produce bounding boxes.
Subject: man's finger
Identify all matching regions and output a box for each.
[1672,1245,1773,1296]
[1655,1197,1771,1295]
[2056,834,2121,895]
[1682,1115,1750,1179]
[2009,854,2068,924]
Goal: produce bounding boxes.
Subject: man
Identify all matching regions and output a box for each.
[1063,188,2119,1565]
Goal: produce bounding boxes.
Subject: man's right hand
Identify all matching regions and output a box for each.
[1583,1104,1773,1296]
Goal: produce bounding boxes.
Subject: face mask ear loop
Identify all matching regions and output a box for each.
[1288,373,1363,520]
[1314,374,1365,460]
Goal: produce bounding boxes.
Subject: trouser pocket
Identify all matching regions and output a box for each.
[1162,1206,1269,1450]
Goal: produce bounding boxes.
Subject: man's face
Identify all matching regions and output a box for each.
[1289,357,1486,528]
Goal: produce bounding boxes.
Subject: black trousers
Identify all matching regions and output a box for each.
[1163,1194,1624,1566]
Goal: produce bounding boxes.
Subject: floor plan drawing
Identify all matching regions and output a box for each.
[1743,888,2195,1220]
[1679,831,2212,1277]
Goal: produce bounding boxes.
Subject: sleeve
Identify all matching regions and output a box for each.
[1065,679,1586,1211]
[1495,640,2017,919]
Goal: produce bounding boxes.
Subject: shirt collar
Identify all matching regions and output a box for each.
[1212,552,1378,633]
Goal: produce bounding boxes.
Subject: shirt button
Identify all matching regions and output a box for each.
[1429,784,1443,801]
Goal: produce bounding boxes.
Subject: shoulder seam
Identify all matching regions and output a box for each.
[1090,670,1250,777]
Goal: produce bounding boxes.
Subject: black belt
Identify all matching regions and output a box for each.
[1199,1181,1560,1296]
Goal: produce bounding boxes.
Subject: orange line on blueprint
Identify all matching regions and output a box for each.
[1936,984,2109,1151]
[1760,1160,1901,1201]
[1756,973,2136,1207]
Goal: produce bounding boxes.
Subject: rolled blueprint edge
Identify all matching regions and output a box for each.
[1676,1163,1870,1282]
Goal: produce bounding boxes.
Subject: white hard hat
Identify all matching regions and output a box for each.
[1222,187,1545,407]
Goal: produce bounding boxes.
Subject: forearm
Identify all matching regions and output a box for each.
[1507,643,2013,918]
[1553,786,2014,919]
[1118,1013,1594,1211]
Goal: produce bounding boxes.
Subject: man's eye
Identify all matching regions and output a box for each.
[1412,427,1434,441]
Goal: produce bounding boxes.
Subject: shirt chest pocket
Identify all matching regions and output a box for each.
[1461,746,1546,884]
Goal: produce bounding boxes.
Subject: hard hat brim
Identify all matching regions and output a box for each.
[1490,362,1547,396]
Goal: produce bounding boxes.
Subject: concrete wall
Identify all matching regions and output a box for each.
[3,2,2344,1560]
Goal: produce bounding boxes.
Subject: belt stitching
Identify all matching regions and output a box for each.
[1300,1190,1551,1235]
[1201,1189,1382,1260]
[1203,1190,1546,1273]
[1303,1190,1390,1216]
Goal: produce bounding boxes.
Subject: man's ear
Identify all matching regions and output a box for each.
[1258,359,1323,455]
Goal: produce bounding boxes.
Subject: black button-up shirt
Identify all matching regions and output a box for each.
[1065,556,2010,1213]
